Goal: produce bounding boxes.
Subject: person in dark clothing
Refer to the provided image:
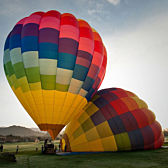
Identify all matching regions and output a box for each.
[0,144,3,152]
[55,145,57,153]
[16,145,19,154]
[59,143,61,152]
[1,144,3,152]
[44,139,48,145]
[41,145,44,153]
[64,144,67,152]
[44,139,48,148]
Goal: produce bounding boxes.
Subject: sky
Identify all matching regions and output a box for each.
[0,0,168,129]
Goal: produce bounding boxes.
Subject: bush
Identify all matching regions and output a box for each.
[0,152,16,162]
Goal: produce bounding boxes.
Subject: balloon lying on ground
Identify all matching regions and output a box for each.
[62,88,164,152]
[3,10,107,139]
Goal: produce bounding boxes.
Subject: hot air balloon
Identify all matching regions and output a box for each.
[62,88,164,152]
[3,10,107,139]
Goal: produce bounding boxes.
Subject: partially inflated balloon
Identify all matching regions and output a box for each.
[3,10,107,139]
[62,88,164,152]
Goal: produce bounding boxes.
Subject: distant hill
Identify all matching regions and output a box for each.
[0,125,47,137]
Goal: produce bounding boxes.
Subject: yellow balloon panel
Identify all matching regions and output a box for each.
[37,90,87,139]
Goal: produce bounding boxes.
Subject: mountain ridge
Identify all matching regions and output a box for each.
[0,125,47,137]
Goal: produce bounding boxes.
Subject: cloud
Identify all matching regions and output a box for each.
[106,0,120,5]
[87,2,104,15]
[88,9,97,15]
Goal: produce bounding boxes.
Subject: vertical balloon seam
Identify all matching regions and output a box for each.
[54,13,66,125]
[79,29,104,100]
[88,46,107,100]
[38,12,48,130]
[68,29,98,118]
[21,12,44,126]
[77,29,96,98]
[62,19,95,125]
[8,20,39,123]
[38,11,60,132]
[68,19,94,94]
[53,12,64,128]
[42,11,58,131]
[39,11,47,128]
[35,12,47,127]
[117,89,133,150]
[85,32,104,100]
[112,89,138,151]
[53,13,74,126]
[56,13,79,126]
[67,20,93,94]
[13,20,38,122]
[92,38,105,92]
[91,46,107,98]
[3,33,34,120]
[64,20,91,122]
[30,12,46,126]
[70,30,105,122]
[21,14,40,124]
[56,13,69,131]
[5,19,41,124]
[48,11,61,127]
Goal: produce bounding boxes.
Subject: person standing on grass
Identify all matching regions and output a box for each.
[0,144,3,152]
[59,142,61,152]
[64,144,67,152]
[16,145,19,154]
[55,145,57,153]
[41,145,44,153]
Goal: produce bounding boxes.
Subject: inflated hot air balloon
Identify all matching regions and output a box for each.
[62,88,164,152]
[3,10,107,139]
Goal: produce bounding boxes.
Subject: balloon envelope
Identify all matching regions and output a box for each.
[62,88,164,152]
[3,10,107,139]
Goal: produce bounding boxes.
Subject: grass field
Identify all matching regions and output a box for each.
[0,142,168,168]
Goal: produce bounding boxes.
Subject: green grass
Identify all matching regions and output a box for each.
[0,142,168,168]
[1,141,59,153]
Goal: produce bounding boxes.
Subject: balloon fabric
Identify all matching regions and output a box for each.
[3,10,107,139]
[62,88,164,152]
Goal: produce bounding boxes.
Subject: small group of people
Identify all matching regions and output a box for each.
[0,140,66,154]
[41,139,65,154]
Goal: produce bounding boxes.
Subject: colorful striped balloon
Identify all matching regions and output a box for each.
[62,88,164,152]
[3,10,107,139]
